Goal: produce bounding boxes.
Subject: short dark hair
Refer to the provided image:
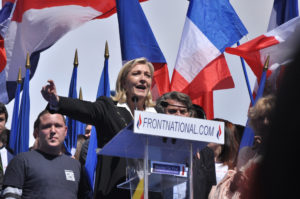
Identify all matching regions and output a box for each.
[0,102,8,122]
[191,104,206,119]
[155,91,193,115]
[34,109,66,130]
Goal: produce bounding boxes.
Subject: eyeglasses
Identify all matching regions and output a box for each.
[160,101,187,109]
[166,108,188,115]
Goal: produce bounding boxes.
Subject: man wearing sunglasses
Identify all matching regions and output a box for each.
[155,92,215,199]
[155,91,193,117]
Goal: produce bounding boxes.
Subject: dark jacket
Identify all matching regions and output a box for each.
[193,146,216,199]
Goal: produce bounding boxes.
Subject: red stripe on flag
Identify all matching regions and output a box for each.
[12,0,115,22]
[225,35,279,81]
[0,35,7,73]
[171,55,233,119]
[152,63,170,97]
[2,0,14,7]
[182,55,234,94]
[170,69,189,92]
[12,0,149,22]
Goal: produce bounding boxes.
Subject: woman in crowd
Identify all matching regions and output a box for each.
[237,44,300,199]
[208,119,243,199]
[41,57,156,199]
[208,119,242,184]
[209,95,275,199]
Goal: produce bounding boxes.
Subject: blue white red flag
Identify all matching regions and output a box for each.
[265,0,299,93]
[170,0,248,119]
[226,16,300,92]
[116,0,170,100]
[0,0,14,101]
[229,4,299,150]
[0,0,147,104]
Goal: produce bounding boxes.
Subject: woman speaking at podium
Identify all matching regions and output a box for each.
[41,57,156,199]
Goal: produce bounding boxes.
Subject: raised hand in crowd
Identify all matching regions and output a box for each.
[41,80,60,107]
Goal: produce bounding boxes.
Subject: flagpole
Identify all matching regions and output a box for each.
[237,41,254,105]
[85,41,111,190]
[15,53,31,154]
[238,55,270,150]
[65,49,79,154]
[9,68,22,154]
[253,55,270,104]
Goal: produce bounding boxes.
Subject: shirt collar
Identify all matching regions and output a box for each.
[117,102,156,117]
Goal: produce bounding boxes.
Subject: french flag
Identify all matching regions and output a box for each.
[226,16,300,89]
[0,0,147,104]
[170,0,247,119]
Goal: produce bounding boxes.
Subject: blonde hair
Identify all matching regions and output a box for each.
[112,57,155,107]
[248,95,276,135]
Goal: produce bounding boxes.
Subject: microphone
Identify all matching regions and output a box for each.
[131,96,139,110]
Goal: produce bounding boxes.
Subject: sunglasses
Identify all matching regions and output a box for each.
[166,108,188,115]
[160,101,187,109]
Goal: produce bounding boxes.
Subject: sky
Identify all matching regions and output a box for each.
[2,0,295,145]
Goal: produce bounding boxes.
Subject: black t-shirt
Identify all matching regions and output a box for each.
[3,150,83,199]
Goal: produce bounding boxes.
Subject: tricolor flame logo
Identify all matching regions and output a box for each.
[137,114,142,129]
[216,125,222,139]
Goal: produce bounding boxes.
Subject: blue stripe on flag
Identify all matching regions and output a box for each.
[15,68,30,154]
[116,0,166,63]
[239,67,267,150]
[187,0,248,52]
[268,0,299,30]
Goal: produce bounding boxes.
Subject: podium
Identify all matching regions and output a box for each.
[100,111,224,199]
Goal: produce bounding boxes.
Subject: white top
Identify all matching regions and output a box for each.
[0,147,14,173]
[215,163,228,184]
[117,102,156,117]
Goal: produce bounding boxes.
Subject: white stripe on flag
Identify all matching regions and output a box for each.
[261,16,300,71]
[174,17,221,83]
[4,5,102,82]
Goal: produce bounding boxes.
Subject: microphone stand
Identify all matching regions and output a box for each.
[132,96,139,111]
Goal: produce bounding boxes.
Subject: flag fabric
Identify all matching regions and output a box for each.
[85,49,110,190]
[97,55,110,97]
[226,16,300,92]
[0,0,147,104]
[170,0,248,119]
[14,67,30,154]
[265,0,299,93]
[65,63,79,155]
[192,92,214,120]
[116,0,170,100]
[0,35,6,73]
[8,78,21,154]
[0,0,14,34]
[268,0,299,31]
[0,0,14,101]
[237,1,298,150]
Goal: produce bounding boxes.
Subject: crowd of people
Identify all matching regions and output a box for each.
[0,41,299,198]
